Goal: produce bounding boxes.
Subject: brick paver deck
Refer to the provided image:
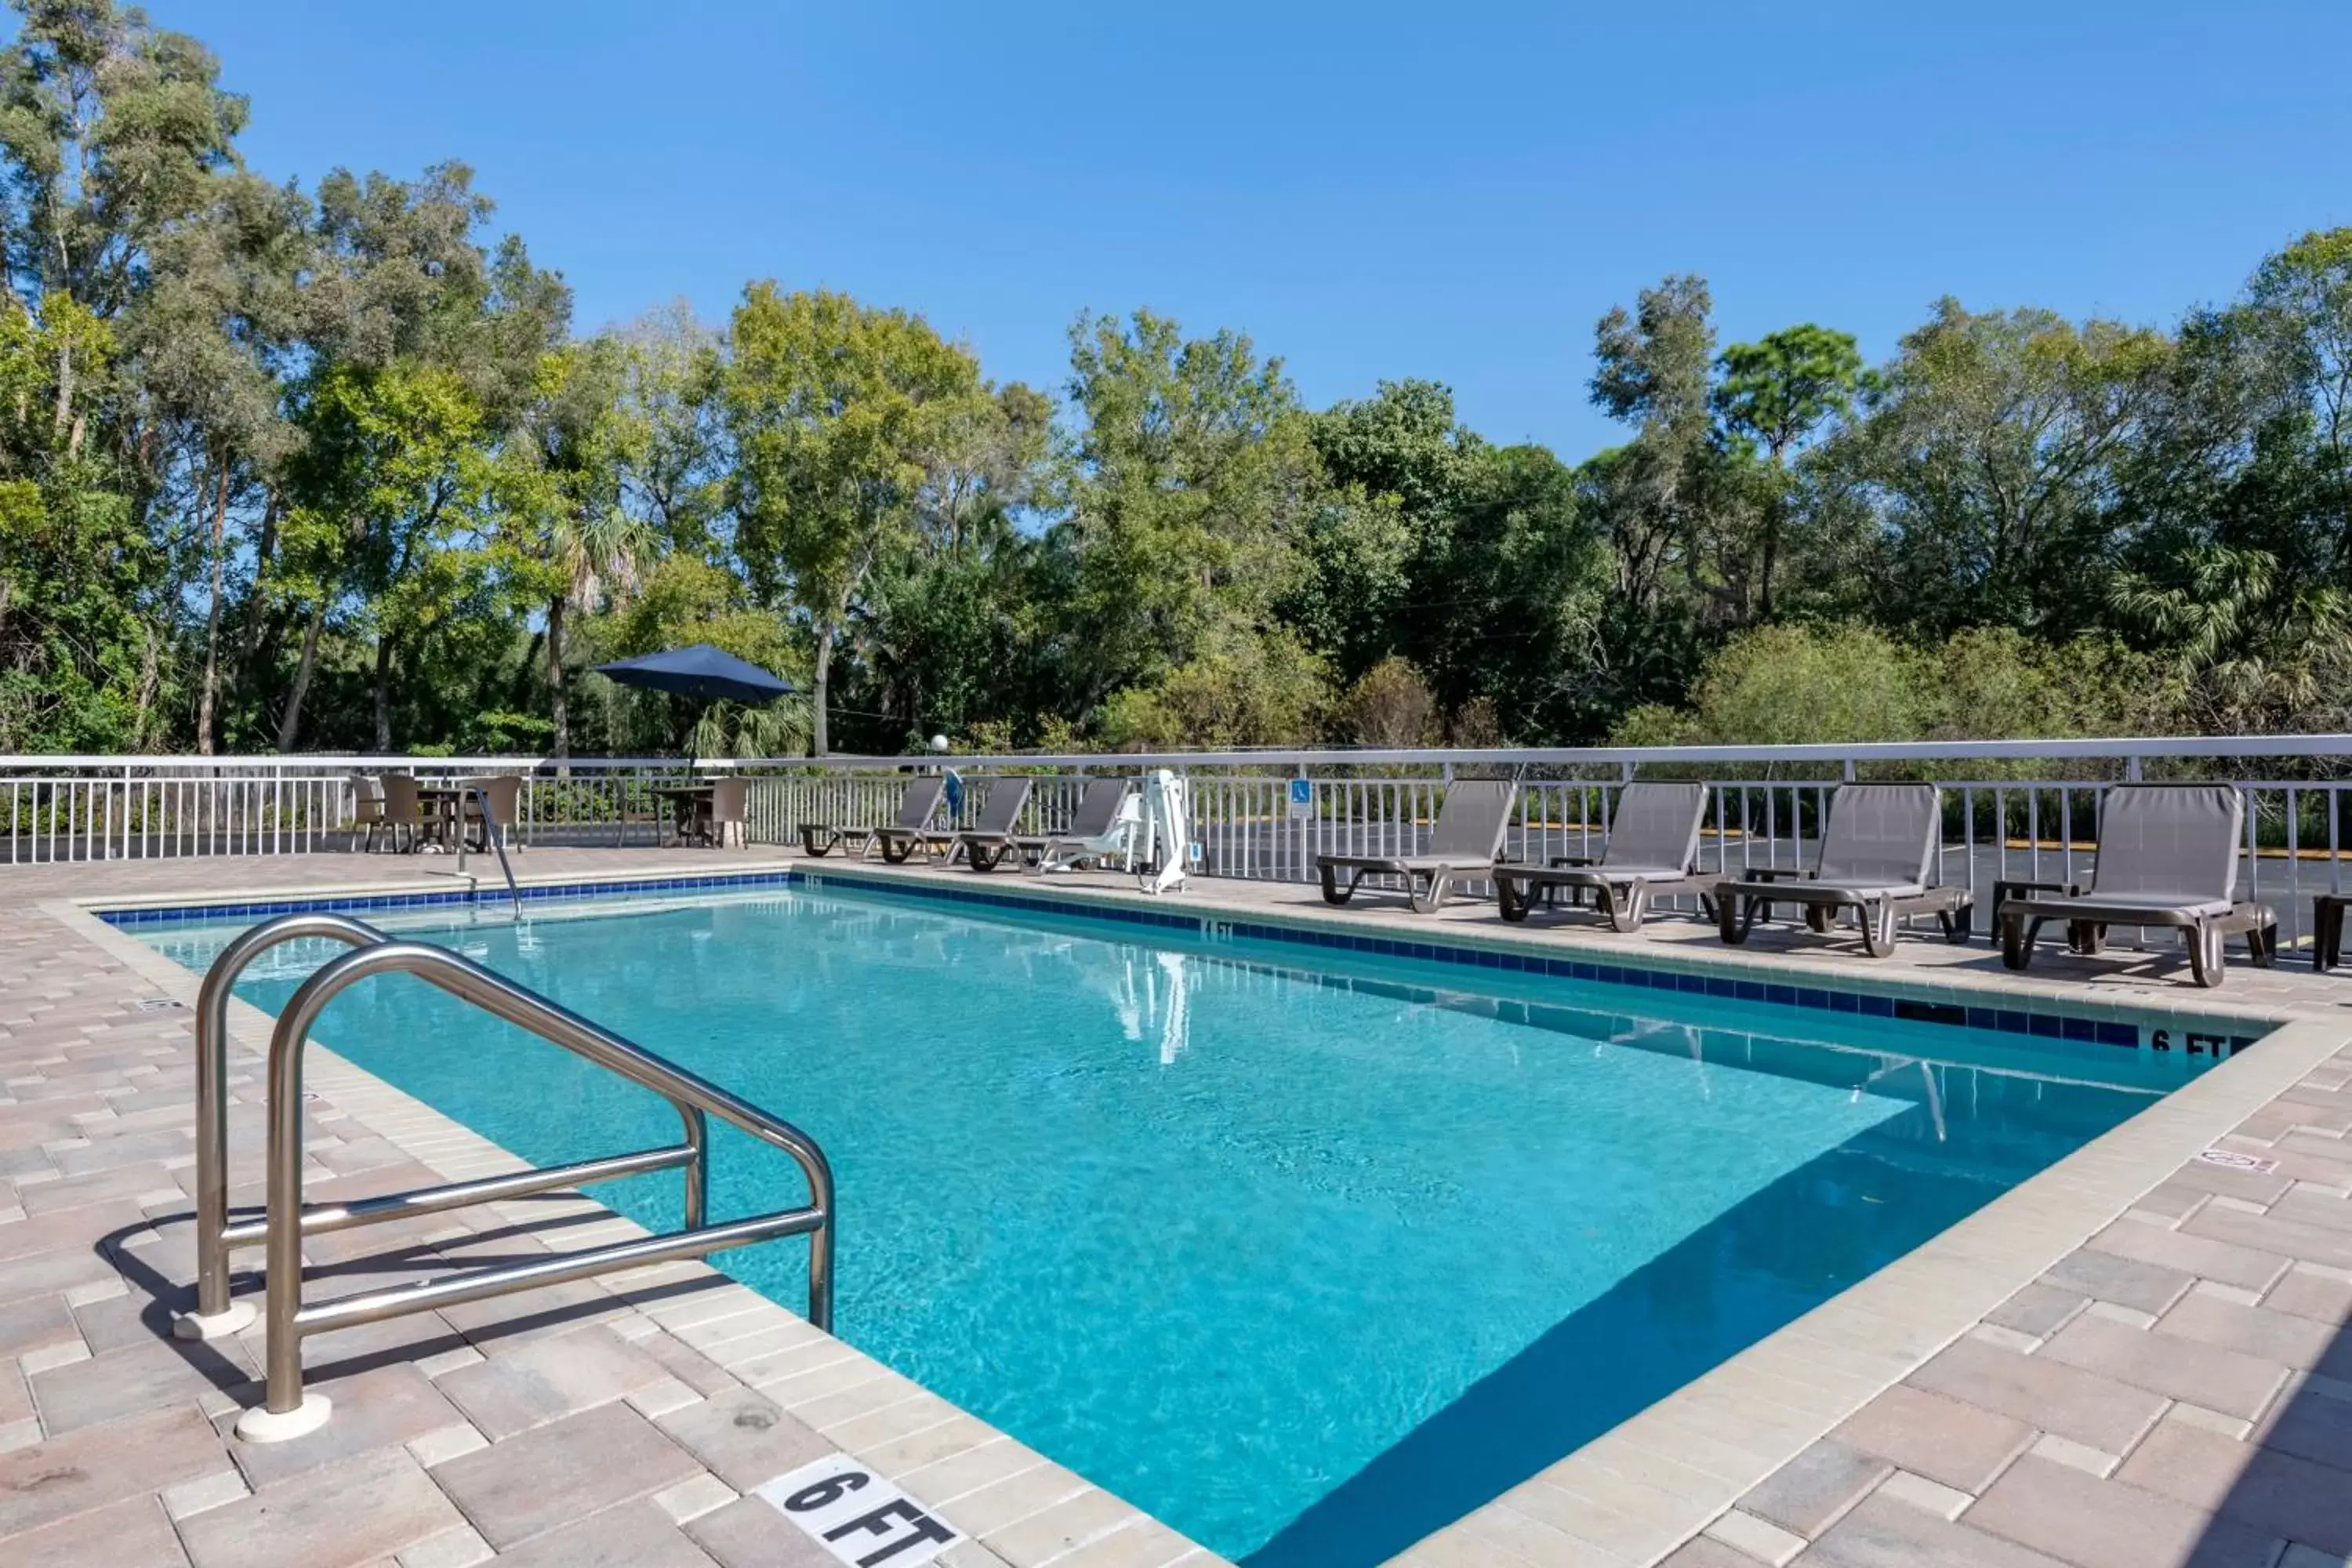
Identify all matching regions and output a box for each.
[6,843,2352,1567]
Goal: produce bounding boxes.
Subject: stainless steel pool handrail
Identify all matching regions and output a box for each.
[453,780,522,917]
[177,913,835,1442]
[183,913,701,1335]
[182,912,710,1336]
[182,912,389,1338]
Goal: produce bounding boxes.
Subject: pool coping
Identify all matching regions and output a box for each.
[71,856,2352,1566]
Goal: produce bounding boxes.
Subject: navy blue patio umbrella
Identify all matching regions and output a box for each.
[592,644,796,765]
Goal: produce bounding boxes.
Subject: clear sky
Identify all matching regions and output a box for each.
[146,0,2352,457]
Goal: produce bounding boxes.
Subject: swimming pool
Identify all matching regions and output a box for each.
[138,880,2230,1564]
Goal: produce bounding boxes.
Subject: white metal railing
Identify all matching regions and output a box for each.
[10,739,2352,948]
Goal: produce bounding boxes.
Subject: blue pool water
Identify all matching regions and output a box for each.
[142,887,2213,1563]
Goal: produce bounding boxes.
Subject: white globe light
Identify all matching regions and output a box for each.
[928,735,951,753]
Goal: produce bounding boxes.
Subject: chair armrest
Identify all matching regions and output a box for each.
[1547,854,1600,868]
[1735,866,1811,884]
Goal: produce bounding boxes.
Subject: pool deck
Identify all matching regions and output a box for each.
[8,846,2352,1567]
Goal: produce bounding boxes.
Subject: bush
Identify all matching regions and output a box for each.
[1608,620,2192,761]
[1340,657,1437,747]
[1096,626,1333,749]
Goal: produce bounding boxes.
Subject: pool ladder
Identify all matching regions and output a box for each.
[176,912,836,1443]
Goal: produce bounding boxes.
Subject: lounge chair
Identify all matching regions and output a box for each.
[801,775,947,862]
[1716,783,1972,956]
[1317,779,1517,913]
[1494,782,1718,931]
[1998,784,2276,989]
[1023,777,1139,873]
[956,777,1040,871]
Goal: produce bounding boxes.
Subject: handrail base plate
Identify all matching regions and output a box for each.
[235,1390,330,1443]
[172,1300,256,1341]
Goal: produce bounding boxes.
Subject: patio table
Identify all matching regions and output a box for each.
[650,782,717,846]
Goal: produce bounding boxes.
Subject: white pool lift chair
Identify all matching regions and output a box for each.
[1029,776,1144,874]
[1138,770,1193,895]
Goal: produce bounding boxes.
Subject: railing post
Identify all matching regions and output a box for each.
[245,971,333,1440]
[682,1106,709,1231]
[178,913,389,1342]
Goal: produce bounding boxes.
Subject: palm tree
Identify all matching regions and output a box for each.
[546,503,648,757]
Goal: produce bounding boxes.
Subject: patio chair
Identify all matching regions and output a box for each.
[1715,783,1972,956]
[1316,779,1518,913]
[378,774,426,855]
[956,777,1041,871]
[350,773,387,852]
[704,777,750,848]
[461,775,523,854]
[1494,782,1719,932]
[1023,777,1140,873]
[1998,783,2276,989]
[802,775,947,862]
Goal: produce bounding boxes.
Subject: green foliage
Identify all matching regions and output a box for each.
[725,285,996,753]
[1615,622,2180,755]
[1095,624,1332,751]
[5,0,2352,762]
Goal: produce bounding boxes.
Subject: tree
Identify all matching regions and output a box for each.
[726,285,1000,755]
[1831,299,2171,637]
[844,381,1050,749]
[1051,309,1323,730]
[2245,230,2352,570]
[270,162,563,752]
[505,337,648,757]
[1588,275,1720,613]
[1294,379,1479,681]
[615,302,728,550]
[1711,325,1869,620]
[0,0,247,443]
[122,172,307,751]
[280,361,492,750]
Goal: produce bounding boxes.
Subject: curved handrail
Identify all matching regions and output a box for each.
[187,913,390,1330]
[250,938,834,1428]
[453,779,522,916]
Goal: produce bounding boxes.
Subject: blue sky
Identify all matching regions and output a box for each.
[154,0,2351,457]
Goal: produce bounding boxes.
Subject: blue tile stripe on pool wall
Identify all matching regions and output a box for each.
[98,868,2260,1058]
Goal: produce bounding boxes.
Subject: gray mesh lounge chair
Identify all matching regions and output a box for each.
[1317,779,1518,913]
[802,775,947,862]
[1998,784,2276,989]
[1020,777,1137,873]
[956,777,1039,872]
[1716,783,1972,956]
[1494,782,1718,932]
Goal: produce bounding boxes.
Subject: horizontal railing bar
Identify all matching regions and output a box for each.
[291,1206,827,1335]
[217,1143,696,1247]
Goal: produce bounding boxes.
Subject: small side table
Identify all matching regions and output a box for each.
[2315,894,2352,973]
